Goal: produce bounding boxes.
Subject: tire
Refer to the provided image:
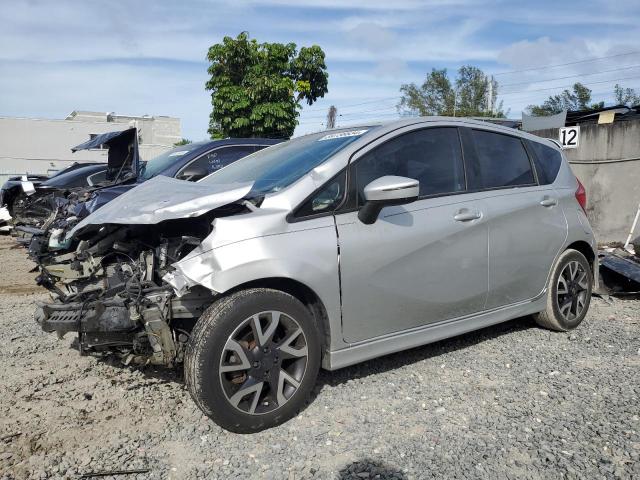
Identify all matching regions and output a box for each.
[185,288,321,433]
[534,248,593,331]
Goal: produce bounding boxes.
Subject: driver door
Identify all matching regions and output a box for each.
[336,126,489,343]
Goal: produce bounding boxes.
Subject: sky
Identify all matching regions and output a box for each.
[1,0,639,141]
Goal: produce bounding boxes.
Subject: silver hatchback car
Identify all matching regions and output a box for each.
[35,118,596,433]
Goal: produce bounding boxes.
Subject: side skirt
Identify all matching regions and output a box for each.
[322,294,546,370]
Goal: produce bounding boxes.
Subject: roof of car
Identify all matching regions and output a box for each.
[173,138,282,157]
[319,116,560,151]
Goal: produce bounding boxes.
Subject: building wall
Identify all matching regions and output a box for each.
[532,121,640,243]
[0,112,181,184]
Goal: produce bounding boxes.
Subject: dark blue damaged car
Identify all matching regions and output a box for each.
[80,137,282,217]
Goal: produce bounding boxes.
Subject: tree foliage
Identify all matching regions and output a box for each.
[526,83,604,115]
[174,138,191,146]
[614,83,640,107]
[398,66,504,118]
[206,32,329,139]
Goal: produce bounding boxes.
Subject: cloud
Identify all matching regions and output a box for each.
[498,37,593,70]
[347,22,398,52]
[2,0,639,139]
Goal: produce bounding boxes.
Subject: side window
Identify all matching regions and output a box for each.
[295,170,346,218]
[189,146,256,175]
[87,169,108,186]
[471,130,535,189]
[528,140,562,185]
[354,127,465,205]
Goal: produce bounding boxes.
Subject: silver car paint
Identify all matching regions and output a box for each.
[480,184,568,309]
[68,175,253,237]
[76,117,596,370]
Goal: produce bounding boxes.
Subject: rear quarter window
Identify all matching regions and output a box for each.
[471,129,535,189]
[528,140,562,185]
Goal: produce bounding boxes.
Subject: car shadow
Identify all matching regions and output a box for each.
[314,314,537,392]
[75,315,536,400]
[337,458,408,479]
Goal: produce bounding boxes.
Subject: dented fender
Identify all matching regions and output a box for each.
[164,212,345,349]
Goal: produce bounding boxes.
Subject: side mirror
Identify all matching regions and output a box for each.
[358,175,419,225]
[179,165,208,181]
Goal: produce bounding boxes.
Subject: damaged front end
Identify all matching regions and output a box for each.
[33,176,255,366]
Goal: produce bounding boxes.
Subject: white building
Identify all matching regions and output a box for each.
[0,111,181,183]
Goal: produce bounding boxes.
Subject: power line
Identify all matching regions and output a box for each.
[301,98,400,120]
[303,104,400,120]
[302,52,640,115]
[300,51,640,117]
[301,97,400,118]
[298,111,408,126]
[500,64,640,89]
[302,96,400,114]
[492,50,640,76]
[499,74,640,96]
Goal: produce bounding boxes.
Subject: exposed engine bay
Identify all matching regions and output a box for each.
[31,202,249,366]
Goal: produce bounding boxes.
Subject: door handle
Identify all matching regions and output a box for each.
[540,197,558,207]
[454,210,481,222]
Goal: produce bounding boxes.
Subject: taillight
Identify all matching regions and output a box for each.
[575,178,587,213]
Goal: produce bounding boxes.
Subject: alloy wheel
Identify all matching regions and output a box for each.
[218,310,308,415]
[556,260,589,321]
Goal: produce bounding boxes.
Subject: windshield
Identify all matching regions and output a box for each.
[139,142,209,180]
[199,128,373,195]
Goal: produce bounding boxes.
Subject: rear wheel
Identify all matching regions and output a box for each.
[534,248,592,331]
[185,288,321,433]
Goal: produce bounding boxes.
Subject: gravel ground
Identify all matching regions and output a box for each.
[0,234,639,480]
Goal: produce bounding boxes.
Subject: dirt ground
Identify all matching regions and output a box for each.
[0,234,639,480]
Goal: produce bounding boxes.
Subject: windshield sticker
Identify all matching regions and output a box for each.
[318,130,368,141]
[168,151,190,157]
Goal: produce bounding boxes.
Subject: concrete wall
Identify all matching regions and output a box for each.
[532,121,640,243]
[0,113,181,184]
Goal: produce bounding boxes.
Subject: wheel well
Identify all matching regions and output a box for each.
[227,278,331,351]
[566,240,596,271]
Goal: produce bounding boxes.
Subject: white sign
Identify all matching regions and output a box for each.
[318,130,368,141]
[559,126,580,149]
[20,176,36,195]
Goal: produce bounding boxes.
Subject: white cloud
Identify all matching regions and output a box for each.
[2,0,640,139]
[346,22,398,52]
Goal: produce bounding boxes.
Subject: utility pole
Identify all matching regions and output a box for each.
[453,88,458,117]
[326,105,337,129]
[486,75,494,116]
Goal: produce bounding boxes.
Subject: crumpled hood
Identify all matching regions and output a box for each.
[68,175,253,238]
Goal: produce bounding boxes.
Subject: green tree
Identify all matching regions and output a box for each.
[526,82,604,115]
[397,66,504,117]
[614,83,640,106]
[206,32,329,139]
[174,138,191,146]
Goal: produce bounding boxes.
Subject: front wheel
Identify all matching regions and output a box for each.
[185,288,321,433]
[534,248,593,331]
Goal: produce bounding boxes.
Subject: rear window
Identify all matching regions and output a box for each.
[471,130,535,189]
[528,140,562,185]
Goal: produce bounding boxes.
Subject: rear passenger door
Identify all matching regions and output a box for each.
[463,128,567,309]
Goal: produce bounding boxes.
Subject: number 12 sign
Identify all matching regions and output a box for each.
[559,126,580,149]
